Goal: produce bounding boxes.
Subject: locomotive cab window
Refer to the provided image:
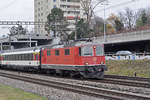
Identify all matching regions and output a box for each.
[96,46,104,56]
[65,49,70,55]
[79,47,81,56]
[55,50,60,56]
[82,46,93,56]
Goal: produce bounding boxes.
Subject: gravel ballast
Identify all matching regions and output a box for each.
[0,70,150,100]
[0,76,102,100]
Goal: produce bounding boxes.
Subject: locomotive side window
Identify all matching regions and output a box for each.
[65,49,70,55]
[79,47,81,56]
[96,46,104,56]
[47,50,51,56]
[82,46,93,56]
[55,50,59,56]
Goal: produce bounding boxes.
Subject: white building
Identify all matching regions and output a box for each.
[34,0,86,35]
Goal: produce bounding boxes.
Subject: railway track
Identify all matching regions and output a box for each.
[1,69,150,89]
[0,72,150,100]
[97,75,150,89]
[105,75,150,82]
[97,78,150,89]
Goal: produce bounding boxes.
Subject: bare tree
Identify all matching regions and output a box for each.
[118,8,137,30]
[10,25,27,36]
[80,0,106,24]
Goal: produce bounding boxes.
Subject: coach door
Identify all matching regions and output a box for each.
[41,49,47,64]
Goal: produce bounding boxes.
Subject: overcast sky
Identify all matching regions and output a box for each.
[0,0,150,36]
[0,0,34,21]
[0,0,150,21]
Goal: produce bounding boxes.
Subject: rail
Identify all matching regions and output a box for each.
[0,72,150,100]
[105,53,150,60]
[105,75,150,82]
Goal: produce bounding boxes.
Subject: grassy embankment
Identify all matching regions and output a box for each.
[0,84,47,100]
[106,60,150,78]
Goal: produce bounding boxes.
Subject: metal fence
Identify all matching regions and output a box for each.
[105,53,150,60]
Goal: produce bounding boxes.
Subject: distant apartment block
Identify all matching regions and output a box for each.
[34,0,86,35]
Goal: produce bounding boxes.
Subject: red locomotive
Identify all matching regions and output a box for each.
[0,42,107,79]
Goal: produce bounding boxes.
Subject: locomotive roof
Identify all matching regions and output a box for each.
[0,41,103,54]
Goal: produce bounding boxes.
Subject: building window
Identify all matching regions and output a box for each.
[55,50,59,56]
[65,49,70,55]
[53,5,57,8]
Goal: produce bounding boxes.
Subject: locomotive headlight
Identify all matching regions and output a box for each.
[85,62,89,65]
[101,61,104,64]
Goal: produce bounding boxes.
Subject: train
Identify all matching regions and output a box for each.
[0,42,107,79]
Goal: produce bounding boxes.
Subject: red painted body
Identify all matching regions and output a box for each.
[41,45,105,66]
[0,44,106,79]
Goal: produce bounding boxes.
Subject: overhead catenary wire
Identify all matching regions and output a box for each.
[95,0,139,13]
[0,0,19,11]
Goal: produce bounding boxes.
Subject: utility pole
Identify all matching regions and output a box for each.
[29,33,32,47]
[102,0,109,42]
[1,42,3,51]
[75,20,77,40]
[75,8,80,40]
[8,34,11,50]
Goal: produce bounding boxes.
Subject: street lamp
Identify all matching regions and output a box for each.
[102,0,109,42]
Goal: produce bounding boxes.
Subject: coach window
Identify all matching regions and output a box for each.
[6,56,8,60]
[47,50,51,56]
[65,49,70,55]
[15,55,17,60]
[9,55,11,60]
[27,54,29,60]
[29,54,33,60]
[29,54,32,60]
[20,55,22,60]
[21,54,24,60]
[14,55,16,60]
[12,55,14,61]
[24,54,27,60]
[31,54,33,60]
[19,55,21,60]
[55,50,59,56]
[17,55,19,60]
[4,56,6,60]
[5,55,7,60]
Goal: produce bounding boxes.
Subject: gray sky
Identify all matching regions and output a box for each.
[0,0,34,21]
[95,0,150,17]
[0,0,150,21]
[0,0,150,36]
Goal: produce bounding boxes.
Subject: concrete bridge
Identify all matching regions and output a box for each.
[94,29,150,44]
